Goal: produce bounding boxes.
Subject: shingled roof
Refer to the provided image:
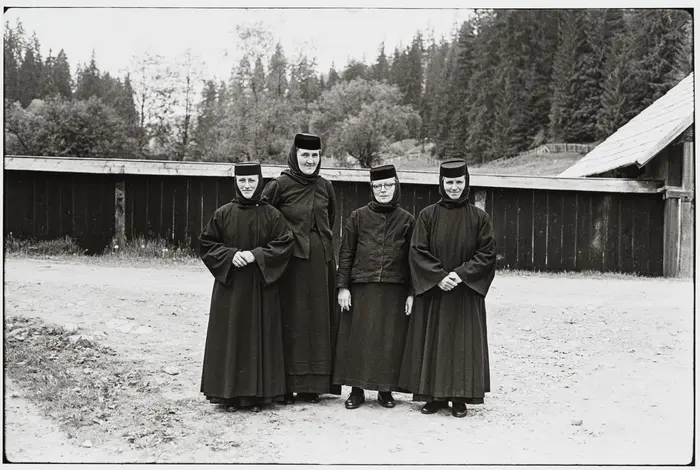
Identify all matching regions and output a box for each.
[559,73,694,177]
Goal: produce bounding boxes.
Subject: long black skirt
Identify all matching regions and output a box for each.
[397,286,490,405]
[333,282,410,391]
[200,267,287,406]
[279,231,341,395]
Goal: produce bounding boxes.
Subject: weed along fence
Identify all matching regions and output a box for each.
[4,155,686,277]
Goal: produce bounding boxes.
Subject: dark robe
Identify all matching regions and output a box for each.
[398,202,496,404]
[262,175,342,395]
[199,201,294,407]
[333,205,414,391]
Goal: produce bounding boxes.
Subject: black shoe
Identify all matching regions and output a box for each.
[345,393,365,409]
[451,402,467,418]
[249,405,262,413]
[298,393,320,403]
[283,393,295,405]
[377,392,396,408]
[420,401,447,415]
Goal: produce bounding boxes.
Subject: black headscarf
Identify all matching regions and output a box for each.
[367,164,401,213]
[281,133,322,185]
[232,162,267,208]
[437,159,471,209]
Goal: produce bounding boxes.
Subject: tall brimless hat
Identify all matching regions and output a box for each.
[294,133,322,151]
[370,164,397,181]
[234,162,261,176]
[233,162,265,205]
[439,159,468,178]
[283,133,322,185]
[367,164,400,212]
[438,158,470,207]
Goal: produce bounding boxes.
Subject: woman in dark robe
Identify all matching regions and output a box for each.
[262,133,341,404]
[199,162,294,412]
[398,159,497,418]
[333,164,415,409]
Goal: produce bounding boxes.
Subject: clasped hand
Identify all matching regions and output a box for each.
[438,272,462,291]
[232,250,255,268]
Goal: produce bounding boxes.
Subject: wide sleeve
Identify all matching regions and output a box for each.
[327,179,337,229]
[198,209,238,286]
[405,215,416,296]
[409,209,450,296]
[250,209,294,286]
[453,209,497,297]
[262,178,282,208]
[336,211,358,289]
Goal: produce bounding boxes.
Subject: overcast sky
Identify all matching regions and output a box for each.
[5,7,475,82]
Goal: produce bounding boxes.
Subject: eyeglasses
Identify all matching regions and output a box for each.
[371,182,396,190]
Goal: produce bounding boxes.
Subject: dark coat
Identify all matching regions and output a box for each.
[336,205,415,289]
[262,174,336,262]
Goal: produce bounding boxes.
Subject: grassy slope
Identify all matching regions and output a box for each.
[326,140,586,176]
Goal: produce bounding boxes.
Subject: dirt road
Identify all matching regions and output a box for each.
[3,256,694,464]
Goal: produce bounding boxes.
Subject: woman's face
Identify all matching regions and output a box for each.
[443,176,466,200]
[297,149,321,175]
[372,177,397,203]
[236,175,259,199]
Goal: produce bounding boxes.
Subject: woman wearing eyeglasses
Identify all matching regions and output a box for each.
[333,164,415,410]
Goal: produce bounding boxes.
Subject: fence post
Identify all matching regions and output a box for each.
[678,141,695,277]
[473,188,486,211]
[114,180,126,249]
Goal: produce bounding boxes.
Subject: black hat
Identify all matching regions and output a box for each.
[369,164,397,181]
[234,162,261,176]
[294,133,321,150]
[439,159,468,178]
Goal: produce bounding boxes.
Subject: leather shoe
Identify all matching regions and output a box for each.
[345,393,365,409]
[451,402,467,418]
[420,401,447,414]
[377,392,396,408]
[283,393,295,405]
[298,393,320,403]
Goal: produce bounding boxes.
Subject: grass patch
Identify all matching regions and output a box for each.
[5,315,191,450]
[4,234,198,266]
[103,235,197,261]
[496,268,664,281]
[5,233,85,256]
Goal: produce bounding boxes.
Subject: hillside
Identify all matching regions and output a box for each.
[326,140,586,176]
[470,151,585,176]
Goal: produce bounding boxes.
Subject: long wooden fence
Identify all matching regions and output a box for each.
[4,156,676,276]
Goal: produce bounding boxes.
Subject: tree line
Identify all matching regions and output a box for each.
[3,9,692,167]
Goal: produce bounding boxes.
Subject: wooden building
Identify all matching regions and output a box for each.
[560,73,694,277]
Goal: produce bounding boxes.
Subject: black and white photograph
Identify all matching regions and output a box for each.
[2,1,695,465]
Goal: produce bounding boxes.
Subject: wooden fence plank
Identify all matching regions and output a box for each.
[575,193,592,271]
[648,195,665,276]
[516,190,534,270]
[186,177,203,250]
[532,191,548,271]
[491,188,507,269]
[619,195,636,273]
[633,196,651,274]
[546,192,563,272]
[172,178,188,245]
[201,177,218,229]
[561,193,578,271]
[503,193,519,269]
[588,194,605,271]
[146,177,161,239]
